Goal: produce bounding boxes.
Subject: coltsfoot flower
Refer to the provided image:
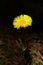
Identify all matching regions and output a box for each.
[13,14,32,29]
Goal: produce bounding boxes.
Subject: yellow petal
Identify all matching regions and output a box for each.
[13,14,32,29]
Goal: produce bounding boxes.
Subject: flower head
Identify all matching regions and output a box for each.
[13,14,32,29]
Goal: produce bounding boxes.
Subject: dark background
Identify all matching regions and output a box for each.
[0,0,43,33]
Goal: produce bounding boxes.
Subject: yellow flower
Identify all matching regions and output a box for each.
[13,14,32,29]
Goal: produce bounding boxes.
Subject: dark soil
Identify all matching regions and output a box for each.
[0,25,43,65]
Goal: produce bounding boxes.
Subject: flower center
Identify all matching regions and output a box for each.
[19,19,25,25]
